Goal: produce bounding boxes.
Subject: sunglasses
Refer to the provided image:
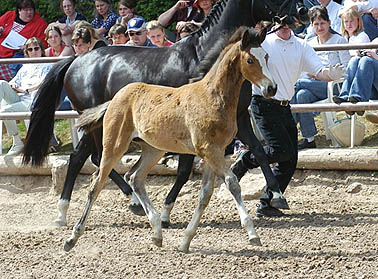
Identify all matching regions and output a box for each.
[128,31,142,37]
[27,46,41,52]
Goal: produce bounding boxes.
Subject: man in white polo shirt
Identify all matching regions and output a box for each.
[231,17,346,218]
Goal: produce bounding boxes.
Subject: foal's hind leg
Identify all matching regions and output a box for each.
[129,143,166,247]
[64,131,133,251]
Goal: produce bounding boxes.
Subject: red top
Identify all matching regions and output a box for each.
[48,43,67,57]
[0,10,48,58]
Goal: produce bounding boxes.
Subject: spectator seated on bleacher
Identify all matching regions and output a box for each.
[44,25,74,57]
[291,6,350,150]
[0,37,52,156]
[333,37,378,115]
[158,0,198,29]
[73,21,108,51]
[109,24,128,45]
[146,20,173,47]
[340,0,378,41]
[54,0,87,47]
[125,17,156,47]
[116,0,138,27]
[340,7,370,57]
[91,0,118,39]
[0,0,48,76]
[175,21,199,41]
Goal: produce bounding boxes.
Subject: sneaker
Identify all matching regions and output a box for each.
[366,112,378,124]
[256,204,286,218]
[298,138,316,150]
[230,149,249,181]
[7,142,24,156]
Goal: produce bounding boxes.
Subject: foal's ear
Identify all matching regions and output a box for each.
[241,29,251,51]
[258,27,267,45]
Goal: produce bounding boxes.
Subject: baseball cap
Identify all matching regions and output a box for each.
[127,16,146,32]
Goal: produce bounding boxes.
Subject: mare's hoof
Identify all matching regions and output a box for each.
[128,204,146,216]
[270,197,290,210]
[64,239,76,252]
[161,220,170,229]
[152,237,163,247]
[249,237,262,247]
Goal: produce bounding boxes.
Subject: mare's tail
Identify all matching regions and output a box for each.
[23,56,76,166]
[76,101,111,132]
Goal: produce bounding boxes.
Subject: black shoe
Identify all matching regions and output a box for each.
[230,149,249,181]
[298,139,316,150]
[256,204,286,218]
[333,96,347,104]
[346,111,356,116]
[356,110,365,116]
[348,96,361,103]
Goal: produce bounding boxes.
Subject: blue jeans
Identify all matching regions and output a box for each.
[338,56,378,102]
[291,78,328,138]
[362,14,378,41]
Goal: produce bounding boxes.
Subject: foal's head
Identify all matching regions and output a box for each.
[238,28,277,98]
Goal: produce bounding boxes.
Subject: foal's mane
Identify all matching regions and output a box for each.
[194,27,260,81]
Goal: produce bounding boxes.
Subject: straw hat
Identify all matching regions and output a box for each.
[329,118,365,147]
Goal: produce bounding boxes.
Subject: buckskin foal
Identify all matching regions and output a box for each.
[64,27,277,253]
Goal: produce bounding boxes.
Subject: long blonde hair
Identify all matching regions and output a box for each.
[340,8,364,40]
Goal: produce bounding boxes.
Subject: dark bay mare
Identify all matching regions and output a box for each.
[23,0,308,227]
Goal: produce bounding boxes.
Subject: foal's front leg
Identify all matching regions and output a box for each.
[179,163,216,253]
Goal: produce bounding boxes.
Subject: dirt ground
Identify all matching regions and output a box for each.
[0,169,377,279]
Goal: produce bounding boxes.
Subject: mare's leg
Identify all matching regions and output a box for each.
[236,82,288,209]
[55,133,93,226]
[128,142,166,247]
[64,126,134,251]
[161,154,195,228]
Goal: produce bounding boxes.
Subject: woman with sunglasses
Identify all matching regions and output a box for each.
[44,25,74,57]
[0,37,52,156]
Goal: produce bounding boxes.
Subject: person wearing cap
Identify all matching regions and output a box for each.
[126,17,156,47]
[158,0,198,29]
[230,17,346,218]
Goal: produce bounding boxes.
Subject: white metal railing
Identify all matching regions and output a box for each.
[0,111,79,155]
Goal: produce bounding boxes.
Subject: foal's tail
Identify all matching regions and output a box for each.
[76,101,111,133]
[23,56,76,166]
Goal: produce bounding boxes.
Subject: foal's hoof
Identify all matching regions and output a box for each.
[152,237,163,247]
[54,218,67,227]
[64,238,76,252]
[249,237,262,247]
[128,204,146,216]
[161,220,171,229]
[270,197,290,210]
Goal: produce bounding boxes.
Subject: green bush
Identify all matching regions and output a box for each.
[0,0,176,26]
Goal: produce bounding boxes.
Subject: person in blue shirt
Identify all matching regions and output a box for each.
[91,0,118,38]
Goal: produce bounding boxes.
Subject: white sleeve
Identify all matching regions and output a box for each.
[302,43,323,76]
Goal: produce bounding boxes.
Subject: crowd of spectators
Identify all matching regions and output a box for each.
[0,0,377,156]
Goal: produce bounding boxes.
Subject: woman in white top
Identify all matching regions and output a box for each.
[340,7,370,56]
[291,6,350,150]
[0,37,52,155]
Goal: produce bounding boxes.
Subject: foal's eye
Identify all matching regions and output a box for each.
[246,58,253,64]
